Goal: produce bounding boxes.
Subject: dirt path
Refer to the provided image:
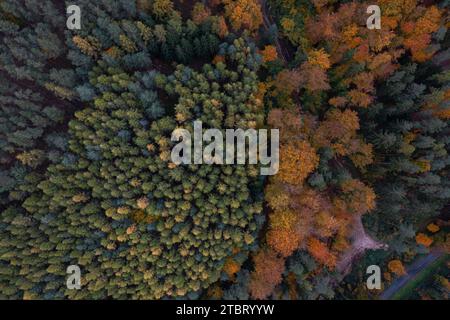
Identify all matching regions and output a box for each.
[434,48,450,70]
[337,217,387,274]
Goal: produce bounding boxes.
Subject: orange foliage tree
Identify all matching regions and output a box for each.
[266,210,302,257]
[260,45,278,63]
[388,260,407,276]
[416,233,433,247]
[249,249,285,299]
[222,0,263,32]
[304,1,444,106]
[307,237,337,269]
[273,69,303,95]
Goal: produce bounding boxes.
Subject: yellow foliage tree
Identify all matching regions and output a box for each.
[427,223,440,233]
[308,48,331,70]
[152,0,174,19]
[72,35,100,58]
[222,0,263,32]
[278,141,319,185]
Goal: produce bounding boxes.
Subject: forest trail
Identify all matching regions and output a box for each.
[337,217,387,274]
[434,48,450,70]
[258,0,292,63]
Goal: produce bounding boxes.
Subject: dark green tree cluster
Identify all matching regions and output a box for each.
[66,0,221,79]
[0,2,79,298]
[0,0,78,205]
[361,63,450,254]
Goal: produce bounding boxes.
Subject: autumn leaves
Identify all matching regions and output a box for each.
[246,0,445,299]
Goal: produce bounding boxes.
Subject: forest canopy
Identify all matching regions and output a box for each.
[0,0,448,300]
